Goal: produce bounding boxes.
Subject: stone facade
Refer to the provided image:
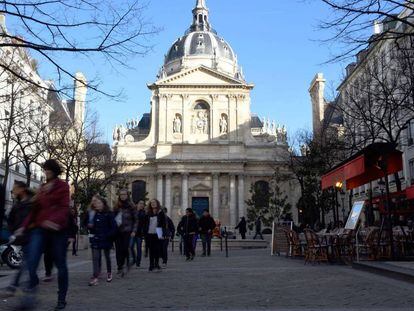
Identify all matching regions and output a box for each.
[113,0,298,226]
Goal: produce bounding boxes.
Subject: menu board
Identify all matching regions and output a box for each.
[345,201,365,230]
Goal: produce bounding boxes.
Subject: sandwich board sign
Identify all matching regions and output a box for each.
[345,201,365,230]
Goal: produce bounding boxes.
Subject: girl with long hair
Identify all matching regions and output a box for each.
[86,195,117,286]
[144,199,166,272]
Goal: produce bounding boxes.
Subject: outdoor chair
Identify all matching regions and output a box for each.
[285,229,304,258]
[304,229,329,265]
[358,228,379,260]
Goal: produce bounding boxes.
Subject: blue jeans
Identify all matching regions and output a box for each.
[129,236,143,266]
[26,229,68,302]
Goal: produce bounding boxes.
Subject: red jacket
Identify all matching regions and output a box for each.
[22,178,70,231]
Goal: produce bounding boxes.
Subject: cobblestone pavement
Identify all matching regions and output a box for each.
[1,248,414,311]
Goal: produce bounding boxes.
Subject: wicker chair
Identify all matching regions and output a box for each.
[304,229,329,264]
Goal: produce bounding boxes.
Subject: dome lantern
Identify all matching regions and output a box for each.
[191,0,211,32]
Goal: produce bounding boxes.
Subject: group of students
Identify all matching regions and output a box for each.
[85,191,218,284]
[1,158,219,310]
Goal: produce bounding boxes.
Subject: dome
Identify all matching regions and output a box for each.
[160,0,243,80]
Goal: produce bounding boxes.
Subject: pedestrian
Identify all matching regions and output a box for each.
[144,199,166,272]
[253,216,264,240]
[86,195,117,286]
[130,200,146,268]
[235,217,247,240]
[114,189,136,276]
[0,181,33,298]
[144,204,151,258]
[161,207,175,267]
[68,207,79,256]
[177,208,198,261]
[198,209,216,257]
[17,159,70,310]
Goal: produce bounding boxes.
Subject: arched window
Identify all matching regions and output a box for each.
[194,101,209,110]
[198,14,203,23]
[254,180,270,208]
[132,180,146,204]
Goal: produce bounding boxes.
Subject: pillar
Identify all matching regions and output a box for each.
[238,174,245,219]
[165,173,172,212]
[156,174,163,204]
[181,173,189,213]
[212,173,220,219]
[229,174,237,226]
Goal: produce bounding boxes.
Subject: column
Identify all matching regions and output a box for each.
[165,173,172,211]
[229,174,237,226]
[238,174,245,218]
[156,174,163,204]
[181,173,189,213]
[212,173,220,219]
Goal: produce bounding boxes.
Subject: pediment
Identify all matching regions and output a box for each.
[190,182,212,191]
[151,66,247,87]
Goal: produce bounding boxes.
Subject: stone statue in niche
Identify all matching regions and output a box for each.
[173,115,182,134]
[220,191,228,206]
[192,111,208,134]
[173,190,181,206]
[113,125,127,142]
[219,115,228,134]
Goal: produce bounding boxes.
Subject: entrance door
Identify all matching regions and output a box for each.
[192,197,209,218]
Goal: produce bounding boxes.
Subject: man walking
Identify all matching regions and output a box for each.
[253,216,264,240]
[161,208,175,267]
[177,208,198,261]
[198,209,216,257]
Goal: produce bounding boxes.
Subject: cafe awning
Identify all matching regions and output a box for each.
[321,143,403,191]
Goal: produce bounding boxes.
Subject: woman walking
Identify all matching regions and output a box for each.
[235,217,248,240]
[145,199,166,272]
[86,195,117,286]
[130,200,146,268]
[114,189,136,276]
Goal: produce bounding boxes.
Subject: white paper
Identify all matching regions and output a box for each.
[156,227,163,239]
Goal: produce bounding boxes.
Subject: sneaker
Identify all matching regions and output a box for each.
[0,286,16,299]
[106,273,113,283]
[88,278,98,286]
[55,301,67,310]
[42,275,53,283]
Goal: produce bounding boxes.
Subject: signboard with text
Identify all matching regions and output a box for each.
[345,201,365,230]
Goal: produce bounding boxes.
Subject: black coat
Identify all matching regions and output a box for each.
[133,209,146,237]
[198,215,216,234]
[88,211,117,249]
[235,219,247,234]
[143,211,167,236]
[177,215,198,236]
[7,198,32,245]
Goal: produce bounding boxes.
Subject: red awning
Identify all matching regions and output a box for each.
[407,185,414,200]
[321,143,403,190]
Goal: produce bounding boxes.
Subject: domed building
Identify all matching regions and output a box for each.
[113,0,299,226]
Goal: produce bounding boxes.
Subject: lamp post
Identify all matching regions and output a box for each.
[335,181,343,227]
[340,190,346,222]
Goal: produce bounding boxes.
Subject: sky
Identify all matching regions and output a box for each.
[38,0,349,142]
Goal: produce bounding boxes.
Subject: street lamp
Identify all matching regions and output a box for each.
[335,181,343,227]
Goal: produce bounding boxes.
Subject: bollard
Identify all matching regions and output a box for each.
[224,227,229,258]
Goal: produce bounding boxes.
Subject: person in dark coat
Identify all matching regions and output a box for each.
[0,181,33,298]
[235,217,247,240]
[161,207,175,266]
[87,195,117,286]
[144,199,166,272]
[68,207,78,256]
[253,216,264,240]
[198,209,216,257]
[177,208,198,261]
[114,189,136,276]
[130,200,146,268]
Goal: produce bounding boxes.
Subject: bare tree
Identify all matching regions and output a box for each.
[337,40,414,190]
[0,0,158,95]
[320,0,414,61]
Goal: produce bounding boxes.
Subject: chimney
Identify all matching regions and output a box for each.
[73,72,87,125]
[309,73,326,136]
[0,14,7,33]
[374,20,383,34]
